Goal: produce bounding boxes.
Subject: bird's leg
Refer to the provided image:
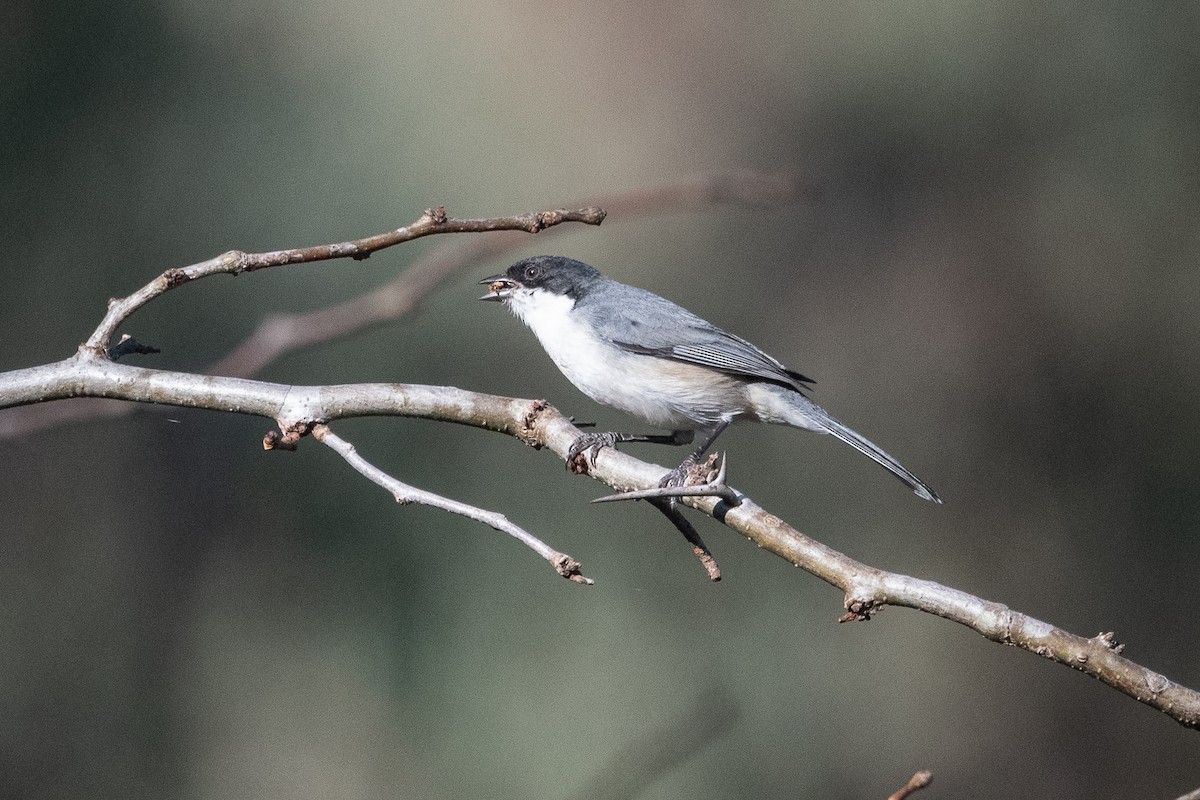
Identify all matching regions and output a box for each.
[589,421,741,506]
[591,452,740,506]
[566,428,694,469]
[658,421,729,489]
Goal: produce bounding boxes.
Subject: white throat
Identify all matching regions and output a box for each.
[505,288,586,367]
[505,286,622,407]
[505,286,575,331]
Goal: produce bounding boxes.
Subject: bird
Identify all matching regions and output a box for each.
[479,255,940,503]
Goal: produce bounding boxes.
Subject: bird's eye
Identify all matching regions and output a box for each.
[525,265,541,281]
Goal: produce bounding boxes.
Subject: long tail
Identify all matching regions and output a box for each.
[815,412,942,503]
[751,383,941,503]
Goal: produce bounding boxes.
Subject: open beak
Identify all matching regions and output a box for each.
[479,274,518,301]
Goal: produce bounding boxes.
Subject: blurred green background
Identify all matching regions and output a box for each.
[3,1,1198,797]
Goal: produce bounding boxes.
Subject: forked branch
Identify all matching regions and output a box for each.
[83,205,606,357]
[3,354,1198,728]
[1,192,1197,730]
[1,170,798,439]
[313,424,591,584]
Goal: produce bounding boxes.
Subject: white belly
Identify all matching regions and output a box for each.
[506,289,744,429]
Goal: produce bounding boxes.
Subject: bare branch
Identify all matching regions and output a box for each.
[312,424,591,585]
[82,205,606,357]
[3,354,1196,727]
[199,170,795,376]
[887,770,933,800]
[523,406,1200,731]
[3,186,1197,731]
[0,171,799,439]
[648,497,722,582]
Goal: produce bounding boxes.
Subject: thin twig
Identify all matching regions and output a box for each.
[0,171,799,439]
[887,770,933,800]
[312,423,592,585]
[592,482,741,505]
[648,498,722,582]
[83,206,605,357]
[210,171,796,377]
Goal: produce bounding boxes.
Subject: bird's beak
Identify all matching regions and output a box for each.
[479,274,518,301]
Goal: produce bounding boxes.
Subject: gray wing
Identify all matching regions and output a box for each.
[580,283,814,391]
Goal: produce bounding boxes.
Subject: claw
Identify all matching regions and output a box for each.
[591,453,741,506]
[566,431,621,474]
[566,431,619,462]
[659,453,719,489]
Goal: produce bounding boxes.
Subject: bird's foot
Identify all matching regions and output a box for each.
[658,453,720,490]
[566,431,623,474]
[591,453,741,506]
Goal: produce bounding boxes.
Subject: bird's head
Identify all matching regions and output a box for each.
[479,256,602,302]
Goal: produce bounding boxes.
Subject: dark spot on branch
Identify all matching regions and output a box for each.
[567,450,591,474]
[839,597,882,623]
[263,421,312,451]
[263,429,300,451]
[1091,631,1124,653]
[162,268,190,289]
[553,553,594,585]
[518,399,549,448]
[695,547,722,582]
